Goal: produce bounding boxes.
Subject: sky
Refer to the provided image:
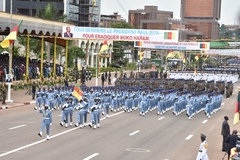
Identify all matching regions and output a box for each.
[101,0,240,25]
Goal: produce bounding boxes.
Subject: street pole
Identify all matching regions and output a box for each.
[8,0,13,74]
[96,54,98,86]
[180,2,182,42]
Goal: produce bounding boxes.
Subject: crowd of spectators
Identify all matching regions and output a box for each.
[0,54,64,82]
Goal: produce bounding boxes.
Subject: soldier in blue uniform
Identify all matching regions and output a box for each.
[75,98,88,128]
[55,87,62,110]
[68,96,75,126]
[47,88,55,110]
[102,92,111,118]
[60,96,69,128]
[34,87,42,110]
[38,103,52,140]
[42,87,47,106]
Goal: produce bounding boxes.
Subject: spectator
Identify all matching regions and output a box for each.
[221,116,230,152]
[226,130,240,160]
[32,82,36,100]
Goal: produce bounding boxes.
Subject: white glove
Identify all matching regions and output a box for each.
[50,123,52,126]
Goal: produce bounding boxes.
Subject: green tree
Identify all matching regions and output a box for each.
[67,46,85,69]
[36,3,67,62]
[111,22,135,62]
[110,21,135,29]
[36,3,67,22]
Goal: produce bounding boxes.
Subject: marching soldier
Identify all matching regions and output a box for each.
[34,87,42,110]
[60,96,69,128]
[38,103,52,140]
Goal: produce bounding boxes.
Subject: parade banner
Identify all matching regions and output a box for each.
[62,26,179,42]
[206,49,240,55]
[228,42,240,47]
[134,41,210,50]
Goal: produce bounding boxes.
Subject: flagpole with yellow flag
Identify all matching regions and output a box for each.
[0,19,23,103]
[96,40,108,86]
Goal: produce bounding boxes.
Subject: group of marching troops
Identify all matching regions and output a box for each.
[36,81,231,140]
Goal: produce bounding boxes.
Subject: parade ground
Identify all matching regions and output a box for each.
[0,75,239,160]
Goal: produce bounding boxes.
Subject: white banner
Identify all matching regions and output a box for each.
[206,49,240,55]
[134,41,210,50]
[62,26,179,42]
[227,42,240,46]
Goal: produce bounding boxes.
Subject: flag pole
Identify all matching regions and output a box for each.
[95,53,98,86]
[6,0,13,103]
[8,0,13,74]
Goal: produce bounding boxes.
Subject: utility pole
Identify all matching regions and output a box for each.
[9,0,13,74]
[180,2,183,42]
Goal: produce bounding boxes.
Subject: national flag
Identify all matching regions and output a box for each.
[93,0,97,6]
[0,20,23,48]
[183,57,186,64]
[200,43,208,49]
[195,54,199,61]
[233,91,240,125]
[139,51,144,60]
[164,32,176,40]
[135,41,142,47]
[99,40,108,54]
[72,83,83,101]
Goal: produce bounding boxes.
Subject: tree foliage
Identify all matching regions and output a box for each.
[110,21,135,63]
[67,45,85,69]
[36,3,67,21]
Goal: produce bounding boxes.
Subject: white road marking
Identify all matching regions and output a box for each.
[0,111,124,158]
[58,114,62,117]
[83,153,99,160]
[158,117,165,120]
[222,103,224,105]
[185,134,193,140]
[202,120,208,124]
[129,130,140,136]
[30,101,35,104]
[9,124,26,130]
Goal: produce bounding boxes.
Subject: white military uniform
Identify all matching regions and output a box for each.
[196,140,209,160]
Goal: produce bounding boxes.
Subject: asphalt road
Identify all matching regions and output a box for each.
[0,83,239,160]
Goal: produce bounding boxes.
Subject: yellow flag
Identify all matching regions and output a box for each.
[93,0,97,6]
[195,56,199,61]
[139,51,144,60]
[183,58,186,64]
[0,20,23,48]
[99,41,108,55]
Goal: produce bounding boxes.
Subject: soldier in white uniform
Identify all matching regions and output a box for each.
[196,134,209,160]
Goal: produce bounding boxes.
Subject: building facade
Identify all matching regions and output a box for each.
[5,0,64,17]
[129,6,173,29]
[181,0,222,40]
[100,12,126,28]
[3,0,101,27]
[68,0,101,27]
[128,5,202,41]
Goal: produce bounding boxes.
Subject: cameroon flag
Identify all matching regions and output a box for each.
[164,32,176,40]
[200,43,208,49]
[0,20,23,48]
[135,41,142,47]
[72,83,83,101]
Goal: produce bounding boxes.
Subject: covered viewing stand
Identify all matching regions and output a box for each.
[0,12,75,80]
